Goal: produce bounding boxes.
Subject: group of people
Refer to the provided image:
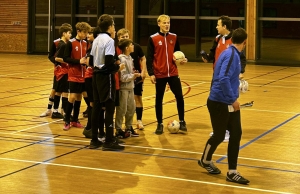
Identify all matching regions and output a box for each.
[41,13,249,184]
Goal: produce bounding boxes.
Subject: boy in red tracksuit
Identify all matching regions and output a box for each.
[63,22,91,130]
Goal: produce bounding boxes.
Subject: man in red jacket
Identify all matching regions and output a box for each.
[146,14,188,135]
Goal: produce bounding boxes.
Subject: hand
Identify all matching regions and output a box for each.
[202,57,208,63]
[232,100,240,112]
[239,73,244,79]
[80,57,87,64]
[150,75,156,84]
[119,63,125,71]
[134,73,140,78]
[180,58,188,65]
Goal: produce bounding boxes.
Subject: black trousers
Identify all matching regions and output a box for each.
[202,98,242,170]
[155,76,184,124]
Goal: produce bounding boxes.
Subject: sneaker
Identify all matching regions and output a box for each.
[240,101,254,107]
[115,129,130,139]
[83,108,88,118]
[51,111,64,119]
[102,141,125,151]
[40,109,51,117]
[63,122,71,131]
[71,121,84,128]
[112,137,125,145]
[155,123,164,135]
[82,127,92,138]
[226,172,250,184]
[128,127,139,137]
[89,139,103,149]
[98,133,106,143]
[137,120,144,130]
[198,160,221,174]
[179,121,187,134]
[224,130,230,142]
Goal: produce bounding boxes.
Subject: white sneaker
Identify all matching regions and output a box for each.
[137,120,144,130]
[40,109,51,117]
[224,130,230,142]
[209,130,230,142]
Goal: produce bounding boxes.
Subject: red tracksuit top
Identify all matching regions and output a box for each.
[64,38,87,83]
[147,32,180,79]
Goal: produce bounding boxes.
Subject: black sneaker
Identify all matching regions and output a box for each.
[89,139,103,149]
[98,133,106,143]
[226,172,250,184]
[128,127,139,137]
[51,112,64,119]
[155,123,164,135]
[82,127,92,138]
[102,141,125,151]
[179,121,187,134]
[115,129,130,139]
[112,137,125,145]
[240,101,254,107]
[198,160,221,174]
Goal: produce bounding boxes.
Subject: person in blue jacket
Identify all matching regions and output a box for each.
[198,28,250,185]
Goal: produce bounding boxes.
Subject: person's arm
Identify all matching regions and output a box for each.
[63,41,81,65]
[48,42,57,64]
[119,60,135,83]
[55,43,66,63]
[135,44,147,79]
[146,37,155,76]
[208,36,221,62]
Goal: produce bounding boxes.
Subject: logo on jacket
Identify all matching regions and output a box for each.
[158,41,162,45]
[75,46,78,51]
[170,40,173,44]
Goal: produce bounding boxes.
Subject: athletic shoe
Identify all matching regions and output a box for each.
[137,120,144,130]
[40,109,51,117]
[82,127,92,138]
[179,121,187,134]
[115,129,130,139]
[155,123,164,135]
[71,121,83,128]
[224,130,230,142]
[112,137,125,145]
[198,160,221,174]
[128,127,139,137]
[63,122,71,131]
[102,141,125,151]
[51,111,64,119]
[240,101,254,107]
[89,139,103,149]
[98,133,106,143]
[226,172,250,184]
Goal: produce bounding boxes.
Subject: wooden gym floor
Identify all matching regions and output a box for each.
[0,53,299,194]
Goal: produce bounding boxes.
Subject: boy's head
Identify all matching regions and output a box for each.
[117,28,130,41]
[75,22,91,40]
[118,39,134,54]
[97,14,115,38]
[232,27,247,45]
[61,23,72,29]
[216,15,232,35]
[87,27,95,42]
[157,14,170,34]
[93,26,101,39]
[59,25,72,41]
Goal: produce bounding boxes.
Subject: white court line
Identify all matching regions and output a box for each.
[11,119,63,134]
[0,68,52,77]
[0,157,291,194]
[1,132,300,167]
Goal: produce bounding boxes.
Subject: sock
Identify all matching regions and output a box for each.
[47,97,54,109]
[61,97,68,113]
[85,106,92,129]
[99,109,105,136]
[228,170,237,175]
[65,102,74,123]
[72,101,81,122]
[53,95,61,110]
[136,107,143,120]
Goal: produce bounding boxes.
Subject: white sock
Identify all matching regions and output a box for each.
[228,169,237,174]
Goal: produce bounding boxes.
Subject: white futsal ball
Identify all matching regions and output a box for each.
[167,120,180,134]
[173,51,185,66]
[239,79,249,93]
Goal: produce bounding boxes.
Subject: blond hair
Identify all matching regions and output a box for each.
[117,28,130,38]
[157,14,170,23]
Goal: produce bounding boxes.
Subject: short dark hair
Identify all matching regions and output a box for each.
[232,28,247,44]
[97,14,114,32]
[219,15,232,30]
[59,25,72,37]
[92,26,101,38]
[118,39,133,53]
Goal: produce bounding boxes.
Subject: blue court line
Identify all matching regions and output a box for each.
[216,113,300,163]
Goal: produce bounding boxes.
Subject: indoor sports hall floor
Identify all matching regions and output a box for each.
[0,53,299,194]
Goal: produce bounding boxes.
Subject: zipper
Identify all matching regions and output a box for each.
[164,35,170,77]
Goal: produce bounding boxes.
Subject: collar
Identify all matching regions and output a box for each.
[158,31,169,36]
